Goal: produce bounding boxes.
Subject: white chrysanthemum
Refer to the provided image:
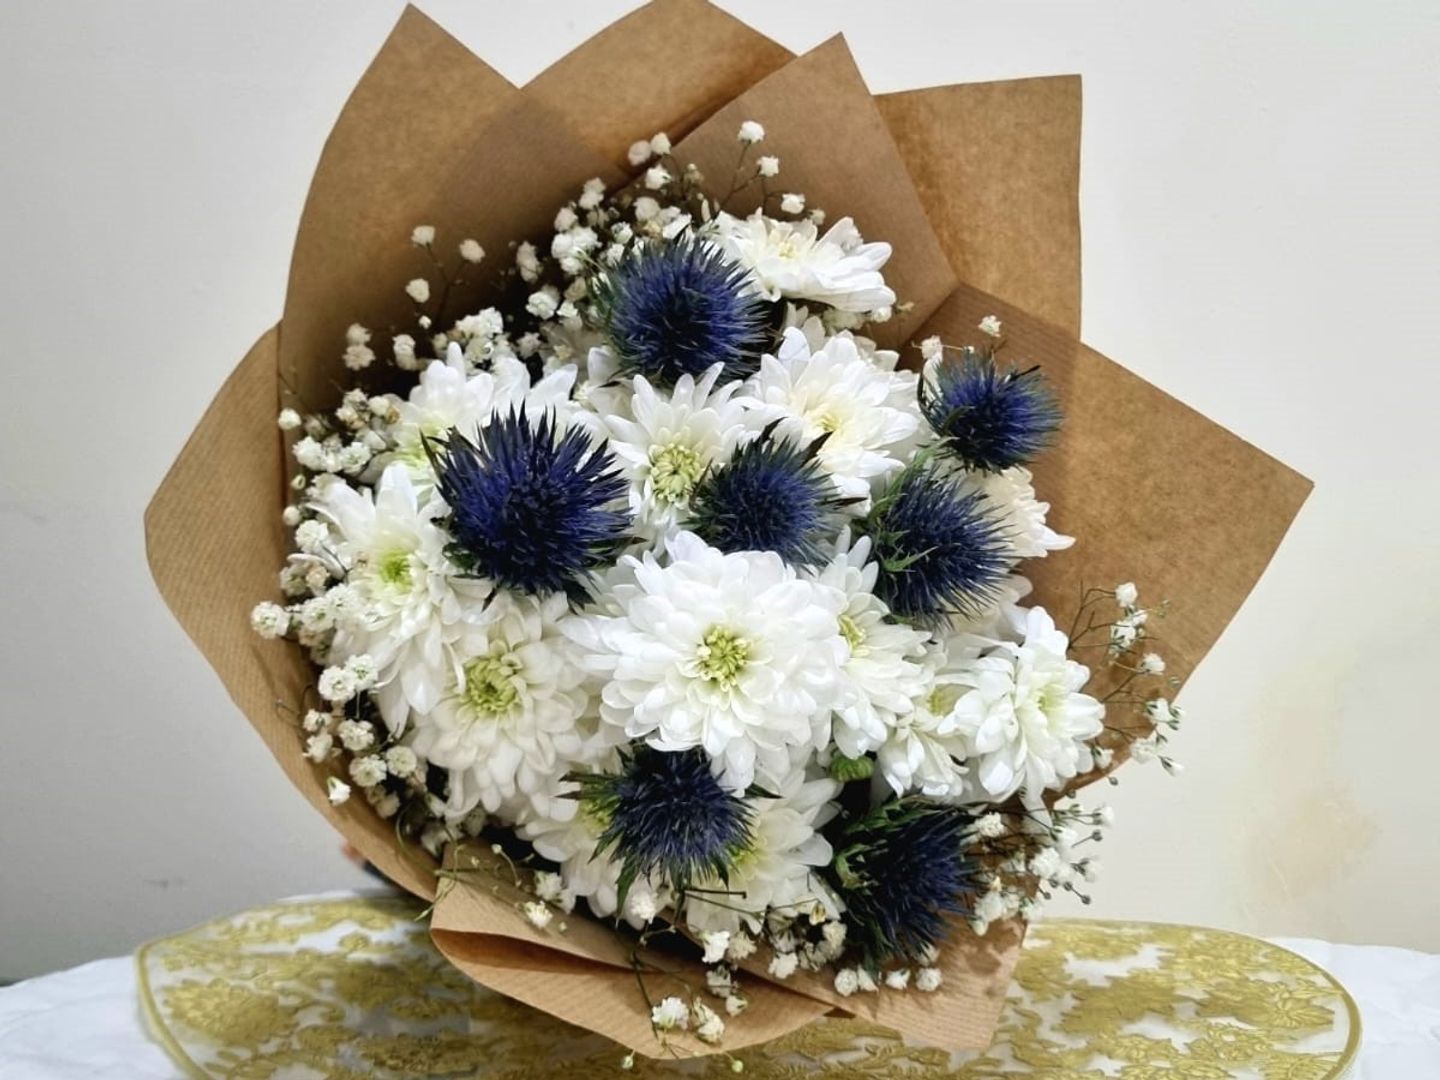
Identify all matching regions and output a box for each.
[875,633,992,798]
[591,365,758,544]
[814,534,930,758]
[408,592,593,819]
[520,797,622,917]
[573,344,630,420]
[571,532,847,792]
[958,466,1072,559]
[387,344,576,492]
[683,773,841,936]
[714,212,895,312]
[518,777,667,928]
[314,463,490,731]
[950,573,1033,643]
[950,606,1105,804]
[749,329,919,504]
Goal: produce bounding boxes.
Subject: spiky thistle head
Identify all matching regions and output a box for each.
[688,422,855,566]
[429,409,631,604]
[826,798,981,967]
[919,348,1061,472]
[570,746,754,903]
[861,460,1010,627]
[591,235,775,386]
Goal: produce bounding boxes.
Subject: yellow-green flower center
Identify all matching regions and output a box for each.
[460,650,520,718]
[649,441,706,504]
[395,421,448,469]
[1035,682,1068,715]
[376,548,414,589]
[725,836,761,876]
[579,799,612,831]
[838,613,866,652]
[695,625,751,690]
[776,235,805,261]
[927,684,963,717]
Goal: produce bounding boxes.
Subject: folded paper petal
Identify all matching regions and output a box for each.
[526,0,792,164]
[279,6,616,413]
[530,0,1087,336]
[432,929,834,1057]
[879,76,1084,335]
[737,916,1025,1051]
[428,846,841,1054]
[144,328,437,901]
[431,846,638,969]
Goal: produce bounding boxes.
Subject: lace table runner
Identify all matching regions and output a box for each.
[137,896,1358,1078]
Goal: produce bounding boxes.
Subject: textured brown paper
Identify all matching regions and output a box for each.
[525,0,792,165]
[878,76,1083,335]
[280,8,510,413]
[732,916,1026,1049]
[429,849,833,1055]
[146,0,1307,1060]
[279,8,624,415]
[433,930,835,1057]
[144,327,438,901]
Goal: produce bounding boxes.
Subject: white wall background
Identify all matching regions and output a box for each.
[2,0,1437,982]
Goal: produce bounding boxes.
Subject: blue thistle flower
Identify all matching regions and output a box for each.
[862,462,1009,626]
[570,747,754,904]
[688,422,856,567]
[826,799,981,967]
[592,236,775,385]
[429,409,631,604]
[919,349,1061,471]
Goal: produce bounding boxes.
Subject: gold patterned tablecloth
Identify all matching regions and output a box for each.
[137,896,1358,1079]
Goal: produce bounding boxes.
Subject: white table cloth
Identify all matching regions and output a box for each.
[1,920,1436,1078]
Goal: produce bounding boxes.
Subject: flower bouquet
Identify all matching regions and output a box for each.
[146,0,1311,1061]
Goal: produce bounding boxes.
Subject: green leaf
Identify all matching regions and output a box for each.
[829,754,875,783]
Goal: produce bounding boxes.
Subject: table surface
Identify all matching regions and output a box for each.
[1,897,1436,1079]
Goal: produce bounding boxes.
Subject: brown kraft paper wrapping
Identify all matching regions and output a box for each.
[145,0,1308,1058]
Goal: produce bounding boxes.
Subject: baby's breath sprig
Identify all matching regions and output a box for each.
[1064,581,1187,780]
[955,800,1114,922]
[716,119,769,212]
